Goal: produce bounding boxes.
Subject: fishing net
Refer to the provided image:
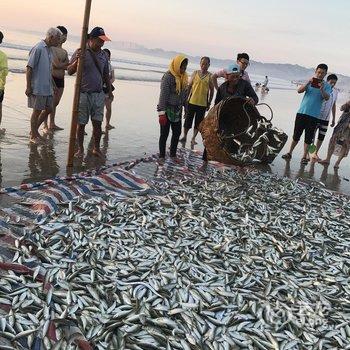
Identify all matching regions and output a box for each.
[199,97,288,165]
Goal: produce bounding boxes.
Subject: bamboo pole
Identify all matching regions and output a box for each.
[67,0,92,168]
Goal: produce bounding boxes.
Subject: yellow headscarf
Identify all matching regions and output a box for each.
[169,54,188,94]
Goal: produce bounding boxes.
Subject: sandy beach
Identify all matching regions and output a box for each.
[0,71,349,194]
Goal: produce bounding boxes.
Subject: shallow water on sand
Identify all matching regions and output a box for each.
[0,73,349,194]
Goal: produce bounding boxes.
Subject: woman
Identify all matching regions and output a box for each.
[103,48,115,131]
[180,56,214,145]
[157,54,188,163]
[320,101,350,169]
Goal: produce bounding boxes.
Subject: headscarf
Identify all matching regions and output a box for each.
[169,54,188,94]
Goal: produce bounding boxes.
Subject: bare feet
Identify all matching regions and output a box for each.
[319,159,330,166]
[0,128,6,135]
[74,149,84,158]
[92,149,105,158]
[42,127,51,135]
[106,124,115,130]
[29,137,42,145]
[191,139,198,145]
[310,153,320,162]
[334,162,340,169]
[179,137,187,143]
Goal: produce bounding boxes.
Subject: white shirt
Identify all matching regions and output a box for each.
[318,88,338,121]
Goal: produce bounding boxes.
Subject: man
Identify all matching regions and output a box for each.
[282,63,331,164]
[212,53,251,90]
[26,28,62,144]
[0,31,8,133]
[41,25,69,133]
[68,27,113,158]
[312,74,338,160]
[262,75,269,92]
[214,63,258,106]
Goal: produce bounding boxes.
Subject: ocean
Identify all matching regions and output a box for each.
[0,28,349,194]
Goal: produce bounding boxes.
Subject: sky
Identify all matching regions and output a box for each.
[2,0,350,75]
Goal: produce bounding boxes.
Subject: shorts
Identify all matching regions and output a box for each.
[184,103,206,129]
[315,119,329,141]
[292,113,319,145]
[28,95,53,111]
[52,76,65,88]
[78,91,105,125]
[0,90,4,103]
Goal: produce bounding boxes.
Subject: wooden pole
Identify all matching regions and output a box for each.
[67,0,92,168]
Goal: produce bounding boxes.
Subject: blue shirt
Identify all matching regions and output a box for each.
[27,40,53,96]
[297,82,332,118]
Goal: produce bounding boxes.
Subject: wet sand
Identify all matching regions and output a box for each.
[0,72,349,194]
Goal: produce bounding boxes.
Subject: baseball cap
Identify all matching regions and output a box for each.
[225,63,241,75]
[89,27,111,41]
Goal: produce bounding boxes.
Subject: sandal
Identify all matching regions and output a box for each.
[282,153,292,159]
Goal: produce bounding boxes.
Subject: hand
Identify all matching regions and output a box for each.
[331,121,335,127]
[25,87,32,96]
[75,48,82,59]
[109,92,114,101]
[159,114,168,126]
[246,97,256,106]
[319,81,325,90]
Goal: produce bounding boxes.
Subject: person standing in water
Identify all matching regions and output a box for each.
[41,25,69,133]
[157,54,188,164]
[26,28,61,144]
[282,63,331,164]
[180,56,214,145]
[320,101,350,169]
[67,27,112,158]
[0,31,8,133]
[312,74,338,160]
[103,48,115,131]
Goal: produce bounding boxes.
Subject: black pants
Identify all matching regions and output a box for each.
[293,113,319,145]
[159,119,181,157]
[184,103,206,129]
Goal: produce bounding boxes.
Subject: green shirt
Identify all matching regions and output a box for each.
[0,50,8,90]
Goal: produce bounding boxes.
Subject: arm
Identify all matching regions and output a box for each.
[207,77,214,110]
[297,79,311,93]
[25,66,33,96]
[110,67,115,84]
[212,69,225,90]
[157,73,171,113]
[67,50,79,75]
[214,86,222,105]
[331,102,336,127]
[320,82,330,100]
[103,61,113,99]
[245,82,259,105]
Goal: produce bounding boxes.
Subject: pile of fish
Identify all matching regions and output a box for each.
[1,165,350,349]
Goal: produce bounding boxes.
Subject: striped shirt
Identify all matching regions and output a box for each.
[157,71,187,113]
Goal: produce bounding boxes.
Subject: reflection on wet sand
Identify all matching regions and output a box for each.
[23,140,59,184]
[282,159,342,193]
